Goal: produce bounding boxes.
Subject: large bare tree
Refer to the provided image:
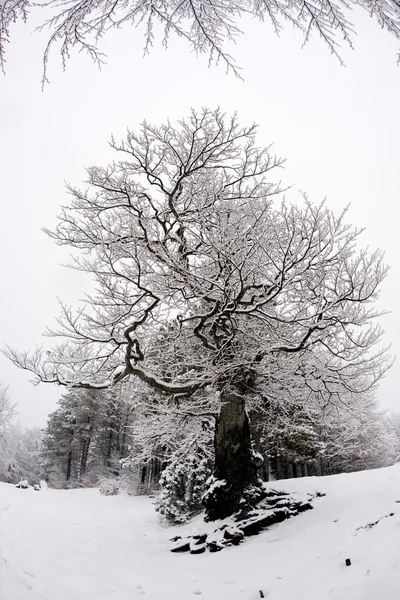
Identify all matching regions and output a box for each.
[2,0,400,81]
[6,108,390,518]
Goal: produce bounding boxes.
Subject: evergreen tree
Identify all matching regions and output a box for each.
[41,387,134,487]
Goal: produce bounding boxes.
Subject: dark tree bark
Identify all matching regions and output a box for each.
[203,387,264,520]
[65,424,75,481]
[66,448,73,481]
[106,430,114,467]
[79,436,91,477]
[78,418,92,481]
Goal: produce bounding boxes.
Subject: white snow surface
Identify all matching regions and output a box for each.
[1,464,400,600]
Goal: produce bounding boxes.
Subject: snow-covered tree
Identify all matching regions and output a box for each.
[157,455,211,523]
[319,398,398,473]
[7,109,391,519]
[0,384,17,480]
[118,378,214,503]
[7,425,43,484]
[2,0,400,82]
[387,412,400,462]
[41,386,134,487]
[0,386,44,485]
[251,400,325,476]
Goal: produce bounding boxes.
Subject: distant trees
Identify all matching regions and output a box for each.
[0,384,17,480]
[251,400,325,479]
[387,412,400,461]
[0,384,43,484]
[2,0,400,81]
[41,387,134,487]
[7,109,391,519]
[6,425,43,483]
[318,399,398,474]
[7,376,398,507]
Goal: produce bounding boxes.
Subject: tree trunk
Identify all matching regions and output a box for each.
[66,424,75,482]
[203,387,264,520]
[79,436,91,478]
[66,448,73,481]
[106,430,113,467]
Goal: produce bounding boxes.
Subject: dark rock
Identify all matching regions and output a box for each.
[223,525,244,545]
[265,495,291,507]
[296,502,314,513]
[207,541,225,552]
[264,489,288,498]
[206,530,226,552]
[192,533,207,543]
[170,538,191,553]
[190,541,207,554]
[240,508,289,536]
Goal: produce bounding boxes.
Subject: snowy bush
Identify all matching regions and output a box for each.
[157,456,211,524]
[99,478,120,496]
[15,480,29,489]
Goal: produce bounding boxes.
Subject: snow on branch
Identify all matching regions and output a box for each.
[4,109,391,411]
[2,0,400,81]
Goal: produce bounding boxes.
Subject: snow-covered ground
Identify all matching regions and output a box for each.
[1,464,400,600]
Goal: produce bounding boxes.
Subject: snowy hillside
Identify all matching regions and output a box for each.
[1,464,400,600]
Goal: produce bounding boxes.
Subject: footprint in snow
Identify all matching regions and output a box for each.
[135,585,146,595]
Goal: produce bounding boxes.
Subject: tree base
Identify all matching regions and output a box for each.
[203,477,266,521]
[171,488,318,554]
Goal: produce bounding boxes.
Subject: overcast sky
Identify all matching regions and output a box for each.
[1,8,400,428]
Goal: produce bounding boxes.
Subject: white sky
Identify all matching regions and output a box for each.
[1,9,400,428]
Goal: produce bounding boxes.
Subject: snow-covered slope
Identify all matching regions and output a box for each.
[1,464,400,600]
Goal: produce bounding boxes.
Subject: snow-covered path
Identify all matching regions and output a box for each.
[1,464,400,600]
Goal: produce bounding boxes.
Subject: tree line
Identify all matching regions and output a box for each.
[2,378,399,524]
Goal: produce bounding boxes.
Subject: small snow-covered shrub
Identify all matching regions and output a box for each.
[157,456,211,524]
[99,478,120,496]
[15,479,29,489]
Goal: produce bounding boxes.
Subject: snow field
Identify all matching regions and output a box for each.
[1,463,400,600]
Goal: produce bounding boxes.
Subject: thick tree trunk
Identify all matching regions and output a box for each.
[203,388,264,521]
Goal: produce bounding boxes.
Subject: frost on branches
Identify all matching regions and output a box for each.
[3,0,400,82]
[6,108,391,520]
